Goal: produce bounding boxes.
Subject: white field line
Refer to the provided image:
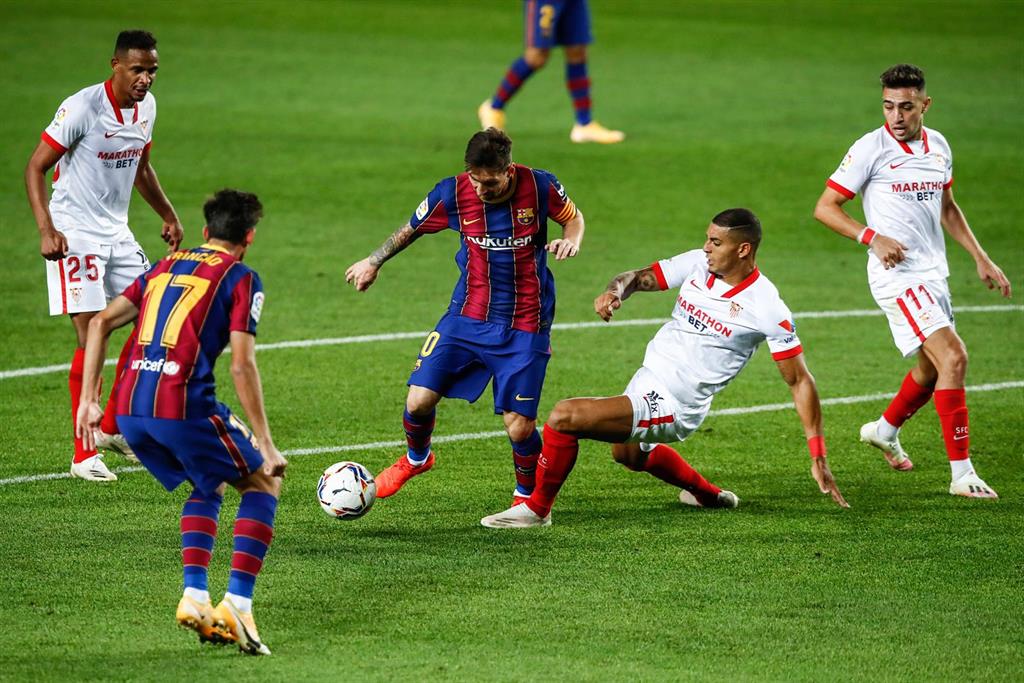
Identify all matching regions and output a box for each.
[2,304,1021,381]
[2,380,1020,488]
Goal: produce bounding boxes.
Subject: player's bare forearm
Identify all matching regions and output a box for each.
[595,266,661,321]
[368,223,418,268]
[134,162,180,224]
[777,354,823,438]
[25,142,66,258]
[941,189,1012,296]
[230,331,276,450]
[813,188,863,240]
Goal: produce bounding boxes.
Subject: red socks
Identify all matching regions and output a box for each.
[934,388,970,461]
[69,348,96,463]
[882,371,934,428]
[100,329,136,434]
[526,425,579,518]
[641,444,721,505]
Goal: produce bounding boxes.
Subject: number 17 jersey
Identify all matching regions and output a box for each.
[117,244,264,420]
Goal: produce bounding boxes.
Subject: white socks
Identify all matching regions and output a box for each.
[876,416,899,441]
[950,458,974,481]
[225,592,253,613]
[184,587,210,604]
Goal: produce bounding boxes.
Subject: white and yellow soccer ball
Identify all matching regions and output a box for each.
[317,461,376,520]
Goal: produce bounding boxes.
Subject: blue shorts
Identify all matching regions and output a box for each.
[118,404,264,497]
[524,0,592,48]
[408,313,551,419]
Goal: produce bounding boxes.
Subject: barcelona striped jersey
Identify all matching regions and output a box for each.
[409,163,577,335]
[117,243,264,420]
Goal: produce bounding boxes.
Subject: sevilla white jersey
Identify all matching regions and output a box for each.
[41,80,156,243]
[827,124,953,284]
[644,250,802,410]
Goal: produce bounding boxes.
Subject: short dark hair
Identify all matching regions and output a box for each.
[203,189,263,244]
[880,64,925,91]
[115,30,157,54]
[712,208,762,252]
[465,128,512,170]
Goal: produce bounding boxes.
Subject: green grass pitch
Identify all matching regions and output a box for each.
[0,1,1022,680]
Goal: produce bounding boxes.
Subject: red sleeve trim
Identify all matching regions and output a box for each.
[651,262,669,291]
[943,177,954,190]
[826,179,855,200]
[41,131,67,154]
[771,345,803,361]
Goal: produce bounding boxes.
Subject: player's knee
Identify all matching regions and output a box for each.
[233,468,280,497]
[524,47,550,69]
[504,416,536,442]
[547,399,587,434]
[564,45,587,63]
[611,444,646,471]
[406,387,439,415]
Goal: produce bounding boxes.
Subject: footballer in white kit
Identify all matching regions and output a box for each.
[482,209,848,529]
[25,30,183,482]
[814,64,1010,499]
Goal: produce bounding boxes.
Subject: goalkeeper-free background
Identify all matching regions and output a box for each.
[0,1,1021,680]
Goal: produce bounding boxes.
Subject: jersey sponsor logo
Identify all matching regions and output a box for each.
[130,357,180,375]
[889,160,910,169]
[676,296,734,337]
[891,180,943,202]
[516,207,535,225]
[464,234,533,251]
[415,197,429,221]
[250,291,265,323]
[97,148,144,160]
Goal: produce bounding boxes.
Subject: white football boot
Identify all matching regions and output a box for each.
[678,489,739,509]
[95,431,139,463]
[949,472,998,499]
[859,420,913,471]
[569,121,625,144]
[480,502,551,528]
[70,454,117,482]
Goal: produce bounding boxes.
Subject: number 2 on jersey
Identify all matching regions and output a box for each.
[138,273,211,348]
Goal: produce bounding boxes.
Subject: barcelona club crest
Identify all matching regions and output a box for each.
[516,207,535,226]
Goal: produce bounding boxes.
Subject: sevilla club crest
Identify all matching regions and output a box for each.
[516,207,535,226]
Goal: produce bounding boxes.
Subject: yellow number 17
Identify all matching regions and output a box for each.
[138,273,211,348]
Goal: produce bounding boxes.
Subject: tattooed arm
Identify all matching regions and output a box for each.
[594,266,662,321]
[345,223,420,291]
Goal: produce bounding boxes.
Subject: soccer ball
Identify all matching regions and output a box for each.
[317,461,376,520]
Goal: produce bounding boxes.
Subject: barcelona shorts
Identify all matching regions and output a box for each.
[524,0,593,49]
[408,313,551,419]
[117,404,264,497]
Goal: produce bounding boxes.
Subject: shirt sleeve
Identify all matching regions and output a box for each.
[943,143,953,189]
[409,180,453,234]
[42,94,92,153]
[762,298,803,361]
[120,272,148,308]
[543,172,578,226]
[229,270,264,336]
[826,135,876,199]
[651,250,705,291]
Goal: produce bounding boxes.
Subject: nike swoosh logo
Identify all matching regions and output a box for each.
[104,131,121,138]
[514,394,534,401]
[953,434,969,441]
[889,160,910,169]
[690,280,699,288]
[462,217,481,225]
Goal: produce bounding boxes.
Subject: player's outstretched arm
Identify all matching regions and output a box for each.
[547,210,584,260]
[594,265,661,321]
[24,141,69,260]
[76,296,139,451]
[775,353,849,508]
[940,188,1011,298]
[134,147,183,251]
[813,187,907,270]
[345,223,420,291]
[229,331,287,478]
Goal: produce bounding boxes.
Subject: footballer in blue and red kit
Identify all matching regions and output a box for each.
[346,129,584,506]
[77,189,285,654]
[115,244,265,493]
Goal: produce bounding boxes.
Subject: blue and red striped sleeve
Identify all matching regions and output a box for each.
[409,178,454,234]
[229,270,264,336]
[539,171,577,226]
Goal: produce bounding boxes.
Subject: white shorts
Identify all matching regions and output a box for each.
[870,277,954,357]
[623,366,710,448]
[46,236,150,316]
